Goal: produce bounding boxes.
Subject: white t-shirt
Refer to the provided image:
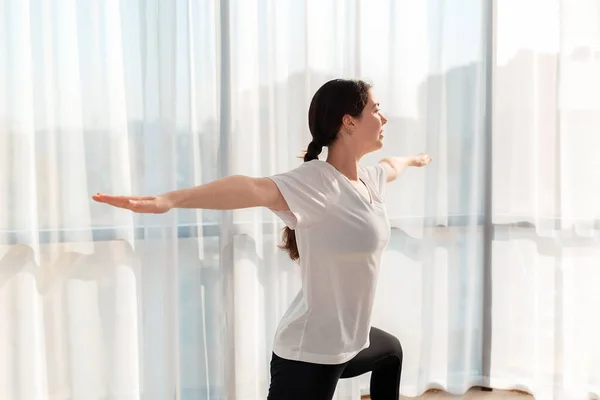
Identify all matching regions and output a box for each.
[268,160,391,365]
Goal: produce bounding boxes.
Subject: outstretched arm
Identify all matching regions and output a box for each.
[379,153,432,183]
[92,176,289,214]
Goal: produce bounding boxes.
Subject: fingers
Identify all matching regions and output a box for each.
[92,193,164,213]
[92,194,156,208]
[414,154,432,167]
[92,194,140,210]
[96,197,135,210]
[93,193,155,201]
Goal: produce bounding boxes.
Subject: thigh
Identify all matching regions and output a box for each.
[341,327,403,379]
[267,352,346,400]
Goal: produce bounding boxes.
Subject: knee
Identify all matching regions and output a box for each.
[376,328,403,362]
[371,327,404,364]
[389,335,403,363]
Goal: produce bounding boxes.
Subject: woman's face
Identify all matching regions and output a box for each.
[348,90,388,155]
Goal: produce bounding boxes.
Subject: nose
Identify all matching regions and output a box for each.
[381,113,388,126]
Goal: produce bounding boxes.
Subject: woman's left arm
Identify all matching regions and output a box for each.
[379,153,432,183]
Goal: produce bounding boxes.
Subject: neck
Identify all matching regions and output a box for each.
[326,141,362,181]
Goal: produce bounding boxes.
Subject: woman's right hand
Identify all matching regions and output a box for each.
[92,193,173,214]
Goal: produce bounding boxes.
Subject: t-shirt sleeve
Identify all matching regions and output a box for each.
[267,162,333,230]
[362,163,388,197]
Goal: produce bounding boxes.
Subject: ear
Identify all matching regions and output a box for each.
[341,114,356,133]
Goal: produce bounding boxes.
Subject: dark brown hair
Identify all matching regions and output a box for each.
[280,79,372,261]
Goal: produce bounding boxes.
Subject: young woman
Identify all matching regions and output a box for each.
[93,79,431,399]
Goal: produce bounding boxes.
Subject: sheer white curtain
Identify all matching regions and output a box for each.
[490,1,600,399]
[1,0,598,399]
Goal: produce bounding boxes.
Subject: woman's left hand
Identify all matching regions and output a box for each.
[409,153,432,167]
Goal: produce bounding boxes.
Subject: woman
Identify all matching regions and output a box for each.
[93,79,431,399]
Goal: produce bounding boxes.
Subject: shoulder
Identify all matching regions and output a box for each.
[271,160,340,196]
[295,159,328,176]
[280,160,336,183]
[267,160,339,229]
[361,164,387,184]
[360,164,388,196]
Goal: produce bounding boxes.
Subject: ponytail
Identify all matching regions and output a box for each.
[304,140,323,162]
[280,139,323,261]
[280,227,300,261]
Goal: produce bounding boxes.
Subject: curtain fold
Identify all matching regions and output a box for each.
[1,1,598,399]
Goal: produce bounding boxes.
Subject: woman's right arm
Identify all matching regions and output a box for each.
[92,175,289,214]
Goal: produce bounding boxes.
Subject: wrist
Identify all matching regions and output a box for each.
[398,156,415,167]
[161,191,179,209]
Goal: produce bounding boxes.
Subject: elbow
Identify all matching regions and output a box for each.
[380,158,399,182]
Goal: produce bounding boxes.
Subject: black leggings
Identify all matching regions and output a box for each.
[267,327,403,400]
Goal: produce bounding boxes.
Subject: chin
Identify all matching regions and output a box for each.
[362,138,384,156]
